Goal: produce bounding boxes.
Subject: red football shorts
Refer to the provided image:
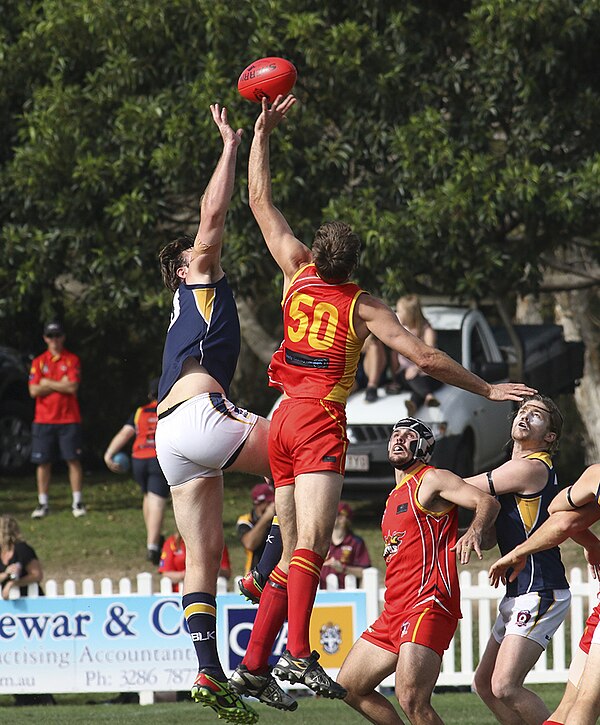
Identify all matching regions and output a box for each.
[362,606,458,658]
[579,601,600,655]
[268,398,348,487]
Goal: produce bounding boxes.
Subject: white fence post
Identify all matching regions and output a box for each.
[459,570,474,676]
[362,567,380,627]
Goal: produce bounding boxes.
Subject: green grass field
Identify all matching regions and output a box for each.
[0,684,567,723]
[0,467,594,585]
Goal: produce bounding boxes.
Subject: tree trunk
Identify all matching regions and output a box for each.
[553,289,600,463]
[236,297,279,364]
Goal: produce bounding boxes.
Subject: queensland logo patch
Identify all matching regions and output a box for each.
[320,622,342,654]
[516,610,532,627]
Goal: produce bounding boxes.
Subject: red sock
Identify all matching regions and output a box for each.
[286,548,323,658]
[242,567,288,673]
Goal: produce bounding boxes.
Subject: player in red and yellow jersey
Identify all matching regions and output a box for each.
[231,94,534,704]
[338,419,499,724]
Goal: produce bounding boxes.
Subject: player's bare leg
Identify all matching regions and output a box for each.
[172,475,224,594]
[273,471,347,698]
[565,643,600,725]
[228,416,271,477]
[144,491,166,551]
[273,483,296,572]
[550,680,579,724]
[396,642,443,725]
[294,471,343,557]
[338,637,404,724]
[66,458,83,493]
[549,648,587,724]
[172,474,257,724]
[473,635,548,725]
[490,636,549,725]
[36,462,51,496]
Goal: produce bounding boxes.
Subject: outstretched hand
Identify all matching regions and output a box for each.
[487,382,537,402]
[488,552,526,588]
[254,94,297,136]
[210,103,243,147]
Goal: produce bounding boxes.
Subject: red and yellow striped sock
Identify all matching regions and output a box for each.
[286,548,324,658]
[242,567,288,673]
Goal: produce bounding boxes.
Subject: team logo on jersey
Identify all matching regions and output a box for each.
[516,610,532,627]
[401,621,410,637]
[396,503,408,514]
[320,622,342,654]
[383,531,406,562]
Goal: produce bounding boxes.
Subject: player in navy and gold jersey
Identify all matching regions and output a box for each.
[489,464,600,725]
[153,104,293,724]
[230,93,535,705]
[338,418,499,724]
[465,394,570,725]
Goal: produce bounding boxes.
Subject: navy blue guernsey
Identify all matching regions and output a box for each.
[496,452,568,597]
[158,275,240,403]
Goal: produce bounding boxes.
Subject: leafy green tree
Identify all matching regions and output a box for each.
[1,1,599,458]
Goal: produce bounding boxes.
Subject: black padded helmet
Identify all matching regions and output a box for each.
[391,417,436,465]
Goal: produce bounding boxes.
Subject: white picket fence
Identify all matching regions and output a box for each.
[11,566,599,688]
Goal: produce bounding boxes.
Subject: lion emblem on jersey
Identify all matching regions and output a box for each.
[383,531,406,562]
[320,622,342,654]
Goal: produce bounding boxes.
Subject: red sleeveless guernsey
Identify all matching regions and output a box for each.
[381,463,461,618]
[268,264,365,404]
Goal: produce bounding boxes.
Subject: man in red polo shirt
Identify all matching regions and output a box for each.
[28,321,85,518]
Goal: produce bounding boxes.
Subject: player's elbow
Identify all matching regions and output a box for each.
[200,207,227,232]
[249,192,270,218]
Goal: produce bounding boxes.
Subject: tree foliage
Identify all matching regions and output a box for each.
[1,0,599,453]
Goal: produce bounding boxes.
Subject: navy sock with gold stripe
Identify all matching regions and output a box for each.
[182,592,225,680]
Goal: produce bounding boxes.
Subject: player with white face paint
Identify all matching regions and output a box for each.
[465,394,570,725]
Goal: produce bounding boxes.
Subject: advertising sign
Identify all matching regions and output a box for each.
[0,590,368,694]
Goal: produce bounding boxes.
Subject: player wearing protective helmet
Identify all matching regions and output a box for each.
[338,418,500,725]
[389,417,436,468]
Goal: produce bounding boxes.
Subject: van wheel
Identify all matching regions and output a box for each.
[0,402,33,473]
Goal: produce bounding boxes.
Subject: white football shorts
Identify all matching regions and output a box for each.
[491,589,571,650]
[155,392,258,486]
